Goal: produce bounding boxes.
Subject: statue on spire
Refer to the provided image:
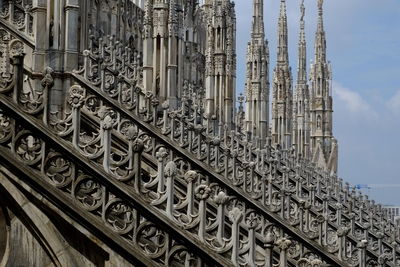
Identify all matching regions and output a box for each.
[318,0,324,10]
[244,0,270,144]
[318,0,324,16]
[301,0,305,21]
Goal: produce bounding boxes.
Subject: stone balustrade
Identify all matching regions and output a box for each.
[68,39,400,266]
[0,0,34,40]
[0,52,336,267]
[1,27,400,266]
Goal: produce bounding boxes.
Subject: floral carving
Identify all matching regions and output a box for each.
[68,85,86,108]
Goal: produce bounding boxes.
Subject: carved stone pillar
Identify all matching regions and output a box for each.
[10,51,25,104]
[357,239,368,267]
[67,85,85,149]
[229,207,243,266]
[164,161,177,219]
[263,231,275,267]
[276,238,292,267]
[31,0,47,72]
[64,0,80,70]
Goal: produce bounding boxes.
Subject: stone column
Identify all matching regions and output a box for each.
[245,96,252,133]
[167,36,177,108]
[260,97,268,145]
[11,52,25,104]
[160,37,167,101]
[79,0,89,52]
[31,0,47,72]
[205,73,214,117]
[64,0,79,71]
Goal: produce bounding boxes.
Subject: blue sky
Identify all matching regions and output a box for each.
[234,0,400,205]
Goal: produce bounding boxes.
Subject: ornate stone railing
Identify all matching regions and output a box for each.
[0,55,233,266]
[1,53,346,267]
[0,0,34,42]
[72,53,349,265]
[70,38,400,266]
[1,25,399,266]
[71,69,336,266]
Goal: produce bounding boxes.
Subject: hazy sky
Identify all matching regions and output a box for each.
[234,0,400,205]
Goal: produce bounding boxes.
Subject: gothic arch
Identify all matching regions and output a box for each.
[0,177,85,267]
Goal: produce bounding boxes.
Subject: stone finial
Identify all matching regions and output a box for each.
[357,239,368,248]
[164,161,177,177]
[264,230,276,245]
[213,191,229,205]
[120,123,135,139]
[131,139,144,153]
[102,114,115,130]
[229,207,243,223]
[184,170,198,183]
[337,226,350,237]
[276,237,292,250]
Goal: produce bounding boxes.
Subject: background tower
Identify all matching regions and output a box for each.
[204,0,237,127]
[271,0,293,149]
[309,0,338,173]
[142,0,185,108]
[293,0,311,159]
[244,0,270,144]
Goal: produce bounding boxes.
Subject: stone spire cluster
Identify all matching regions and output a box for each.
[293,0,311,159]
[244,0,270,145]
[204,0,237,127]
[244,0,338,173]
[309,0,338,173]
[271,0,293,150]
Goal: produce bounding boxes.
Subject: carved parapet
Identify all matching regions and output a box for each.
[0,1,34,40]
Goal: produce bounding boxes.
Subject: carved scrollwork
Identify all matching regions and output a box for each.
[19,77,44,115]
[135,222,168,262]
[14,130,42,166]
[104,199,135,234]
[73,175,103,211]
[167,246,199,267]
[44,152,73,189]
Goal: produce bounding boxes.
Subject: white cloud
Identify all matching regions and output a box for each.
[386,90,400,114]
[332,81,378,119]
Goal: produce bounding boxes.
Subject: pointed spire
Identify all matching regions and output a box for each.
[252,0,265,38]
[277,0,289,64]
[315,0,327,63]
[297,0,307,83]
[317,0,324,32]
